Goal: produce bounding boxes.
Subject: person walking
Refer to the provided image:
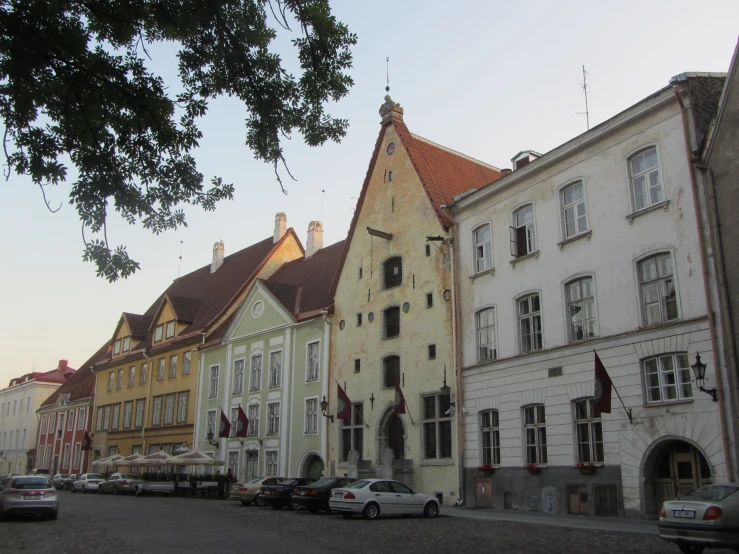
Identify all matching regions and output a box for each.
[225,468,234,500]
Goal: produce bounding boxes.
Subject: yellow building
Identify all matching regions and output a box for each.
[91,216,304,459]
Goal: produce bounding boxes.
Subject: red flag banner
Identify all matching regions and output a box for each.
[337,383,352,421]
[235,405,249,438]
[593,351,613,414]
[219,409,232,438]
[81,431,92,451]
[394,381,406,414]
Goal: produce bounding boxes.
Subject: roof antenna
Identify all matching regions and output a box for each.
[321,189,325,221]
[178,240,184,277]
[386,56,390,94]
[577,65,591,130]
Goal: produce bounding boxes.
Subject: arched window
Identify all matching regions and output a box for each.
[473,224,492,273]
[565,277,597,342]
[475,308,496,362]
[638,252,678,325]
[523,404,547,464]
[561,181,588,238]
[629,147,663,212]
[510,204,536,257]
[383,256,403,289]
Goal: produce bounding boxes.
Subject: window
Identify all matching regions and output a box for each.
[155,324,163,342]
[474,224,493,273]
[207,410,216,437]
[123,336,130,352]
[267,403,280,435]
[249,356,262,391]
[110,405,119,430]
[166,321,175,339]
[383,355,400,389]
[135,400,145,428]
[41,414,48,433]
[269,352,282,388]
[639,253,678,325]
[644,353,693,403]
[157,358,165,380]
[480,410,500,465]
[128,366,135,387]
[629,147,662,212]
[168,355,177,378]
[67,411,74,431]
[561,182,588,238]
[341,403,363,461]
[209,365,219,398]
[518,293,542,353]
[567,277,598,341]
[107,372,114,391]
[103,405,111,431]
[63,444,70,469]
[426,293,433,308]
[305,398,318,434]
[524,405,547,465]
[78,408,85,429]
[425,244,431,257]
[114,339,121,355]
[359,267,363,279]
[510,204,536,257]
[116,368,123,389]
[384,307,400,339]
[26,397,30,413]
[233,359,244,394]
[183,351,191,375]
[383,256,403,289]
[574,399,603,463]
[428,344,436,360]
[73,443,81,468]
[356,313,362,327]
[96,408,103,432]
[152,397,163,426]
[354,359,361,373]
[177,393,188,423]
[230,408,239,437]
[265,451,278,477]
[228,451,239,478]
[123,401,133,429]
[164,394,175,424]
[140,363,148,385]
[246,451,259,479]
[247,405,259,437]
[423,394,452,459]
[307,342,320,382]
[476,308,497,362]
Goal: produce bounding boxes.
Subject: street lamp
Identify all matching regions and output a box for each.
[690,352,718,402]
[206,431,220,449]
[440,367,456,408]
[320,395,334,422]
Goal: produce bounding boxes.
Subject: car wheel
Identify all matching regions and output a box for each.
[48,512,58,521]
[113,487,118,496]
[341,513,353,519]
[678,546,705,554]
[255,495,265,507]
[363,502,380,520]
[97,486,102,495]
[423,502,439,518]
[289,499,302,511]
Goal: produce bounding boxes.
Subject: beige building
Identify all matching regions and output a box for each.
[326,94,501,504]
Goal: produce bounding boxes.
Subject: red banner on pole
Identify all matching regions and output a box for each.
[235,405,249,438]
[394,382,406,414]
[337,383,352,421]
[593,351,613,414]
[219,408,232,438]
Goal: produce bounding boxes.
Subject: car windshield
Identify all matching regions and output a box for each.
[12,478,51,490]
[59,474,70,479]
[680,486,739,502]
[308,478,338,487]
[247,477,262,483]
[279,479,298,486]
[349,480,371,489]
[120,474,140,480]
[86,474,105,480]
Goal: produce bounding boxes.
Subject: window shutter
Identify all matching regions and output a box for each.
[509,226,519,257]
[517,226,528,256]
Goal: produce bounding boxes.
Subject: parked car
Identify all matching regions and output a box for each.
[62,475,81,491]
[98,473,145,495]
[329,479,440,520]
[658,485,739,553]
[0,476,58,521]
[72,473,106,493]
[261,478,316,510]
[1,474,20,488]
[231,477,284,506]
[30,468,50,475]
[51,474,71,490]
[292,477,356,513]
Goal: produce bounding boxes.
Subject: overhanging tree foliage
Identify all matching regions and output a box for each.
[0,0,356,281]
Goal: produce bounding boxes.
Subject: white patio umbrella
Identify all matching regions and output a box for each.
[117,454,145,467]
[91,454,124,467]
[171,449,226,467]
[135,451,178,466]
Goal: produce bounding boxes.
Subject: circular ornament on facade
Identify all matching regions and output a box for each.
[339,319,346,330]
[386,142,396,156]
[252,301,264,318]
[402,302,410,313]
[443,289,452,301]
[368,312,375,322]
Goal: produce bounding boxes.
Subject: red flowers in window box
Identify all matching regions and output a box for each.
[524,463,540,475]
[576,462,598,475]
[477,463,495,474]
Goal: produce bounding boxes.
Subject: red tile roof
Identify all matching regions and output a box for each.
[41,343,110,408]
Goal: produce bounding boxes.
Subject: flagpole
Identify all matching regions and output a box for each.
[336,380,369,428]
[402,392,415,426]
[594,350,633,423]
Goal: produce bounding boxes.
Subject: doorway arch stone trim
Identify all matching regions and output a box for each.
[375,402,408,465]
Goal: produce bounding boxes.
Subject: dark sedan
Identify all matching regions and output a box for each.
[261,478,316,510]
[62,474,81,491]
[292,477,356,513]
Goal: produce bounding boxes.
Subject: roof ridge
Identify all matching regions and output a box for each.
[410,133,500,172]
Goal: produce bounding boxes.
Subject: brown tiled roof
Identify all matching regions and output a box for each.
[167,294,203,324]
[124,313,153,339]
[261,281,299,314]
[41,343,110,408]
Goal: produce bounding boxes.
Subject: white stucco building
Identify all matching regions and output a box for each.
[451,74,734,517]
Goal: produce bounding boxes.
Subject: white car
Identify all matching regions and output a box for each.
[329,478,440,519]
[72,473,106,493]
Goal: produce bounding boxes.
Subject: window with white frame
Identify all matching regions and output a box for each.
[629,147,662,212]
[423,394,452,459]
[166,320,175,339]
[116,368,123,389]
[269,352,282,388]
[140,363,148,385]
[183,351,191,375]
[67,411,74,431]
[574,399,603,463]
[265,451,278,476]
[103,405,111,431]
[110,405,119,430]
[510,204,536,257]
[480,410,500,466]
[561,181,588,238]
[209,365,219,398]
[123,336,130,352]
[474,224,493,273]
[639,253,678,325]
[73,443,81,468]
[230,407,239,437]
[128,366,135,387]
[267,402,280,435]
[341,403,363,462]
[250,355,262,391]
[157,358,165,380]
[233,359,245,395]
[518,293,542,353]
[567,277,598,342]
[246,451,259,479]
[152,397,162,426]
[135,400,145,428]
[524,405,547,465]
[476,308,496,362]
[164,394,175,424]
[644,353,693,403]
[41,414,48,433]
[307,342,320,382]
[114,340,121,355]
[305,398,318,434]
[228,451,239,477]
[108,372,114,391]
[177,392,188,423]
[78,408,85,429]
[169,355,178,378]
[247,404,259,436]
[123,401,133,429]
[96,408,103,432]
[206,410,216,437]
[63,443,70,469]
[154,324,163,342]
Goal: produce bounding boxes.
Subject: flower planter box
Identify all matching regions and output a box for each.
[578,466,597,475]
[526,468,540,476]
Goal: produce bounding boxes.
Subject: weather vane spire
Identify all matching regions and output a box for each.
[386,56,390,93]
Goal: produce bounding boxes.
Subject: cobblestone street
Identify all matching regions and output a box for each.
[3,491,737,554]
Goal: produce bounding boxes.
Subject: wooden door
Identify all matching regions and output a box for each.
[475,477,493,508]
[567,485,589,515]
[388,414,404,460]
[654,442,710,508]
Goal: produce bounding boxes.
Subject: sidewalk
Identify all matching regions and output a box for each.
[443,506,658,535]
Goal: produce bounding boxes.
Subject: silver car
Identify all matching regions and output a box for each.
[98,473,145,495]
[72,473,106,493]
[51,474,71,490]
[0,476,58,521]
[329,479,440,519]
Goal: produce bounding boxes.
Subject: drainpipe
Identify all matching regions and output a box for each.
[673,85,735,482]
[141,352,154,453]
[450,223,466,505]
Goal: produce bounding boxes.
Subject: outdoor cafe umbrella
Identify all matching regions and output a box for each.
[116,453,145,467]
[171,449,226,467]
[134,451,178,467]
[91,454,124,467]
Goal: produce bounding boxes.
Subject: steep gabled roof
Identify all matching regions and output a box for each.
[166,294,203,324]
[41,343,110,408]
[125,313,153,339]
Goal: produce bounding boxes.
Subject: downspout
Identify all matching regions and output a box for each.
[674,86,735,482]
[450,221,466,505]
[142,352,154,453]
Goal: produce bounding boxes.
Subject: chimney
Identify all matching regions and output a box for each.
[211,240,225,274]
[273,212,287,244]
[379,93,404,124]
[501,168,512,175]
[58,360,68,370]
[511,151,541,171]
[306,221,324,257]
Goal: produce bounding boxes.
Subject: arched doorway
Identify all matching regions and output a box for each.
[301,454,324,480]
[387,413,404,460]
[645,439,711,513]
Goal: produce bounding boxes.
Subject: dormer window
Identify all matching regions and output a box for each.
[123,337,131,352]
[155,324,163,342]
[166,321,175,339]
[114,340,121,355]
[383,257,403,289]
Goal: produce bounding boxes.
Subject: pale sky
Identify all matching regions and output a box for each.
[1,1,737,385]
